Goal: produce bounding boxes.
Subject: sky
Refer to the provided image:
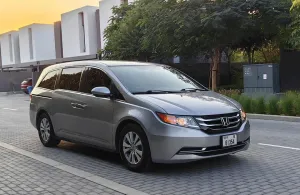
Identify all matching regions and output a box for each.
[0,0,99,34]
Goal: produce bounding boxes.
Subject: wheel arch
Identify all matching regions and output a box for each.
[114,117,148,153]
[35,108,50,128]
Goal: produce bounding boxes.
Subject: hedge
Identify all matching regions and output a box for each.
[218,90,300,116]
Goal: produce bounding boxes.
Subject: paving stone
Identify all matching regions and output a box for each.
[0,146,123,195]
[0,95,300,195]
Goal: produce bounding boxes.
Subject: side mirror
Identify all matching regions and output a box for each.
[91,87,111,97]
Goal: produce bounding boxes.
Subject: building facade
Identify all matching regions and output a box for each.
[0,31,20,67]
[19,24,56,63]
[61,6,99,58]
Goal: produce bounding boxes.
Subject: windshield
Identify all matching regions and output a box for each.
[110,65,206,94]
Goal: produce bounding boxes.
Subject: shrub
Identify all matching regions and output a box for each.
[278,91,298,116]
[216,90,300,116]
[292,93,300,116]
[266,96,279,115]
[254,97,266,114]
[238,95,252,113]
[217,89,241,97]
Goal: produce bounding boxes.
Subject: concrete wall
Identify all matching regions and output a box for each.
[0,31,21,67]
[95,9,101,51]
[19,24,56,63]
[0,45,2,69]
[54,21,63,59]
[61,6,99,58]
[99,0,122,50]
[99,0,135,50]
[0,71,32,92]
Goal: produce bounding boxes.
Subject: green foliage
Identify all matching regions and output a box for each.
[103,0,292,62]
[218,90,300,116]
[238,95,252,113]
[250,97,266,114]
[266,97,280,115]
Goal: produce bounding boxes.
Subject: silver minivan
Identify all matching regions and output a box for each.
[30,60,250,172]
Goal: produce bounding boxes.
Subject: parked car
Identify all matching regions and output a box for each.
[21,78,32,94]
[29,61,250,172]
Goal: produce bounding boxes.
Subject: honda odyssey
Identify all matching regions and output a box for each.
[30,60,250,172]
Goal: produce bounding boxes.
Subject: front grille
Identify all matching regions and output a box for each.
[177,138,250,156]
[195,112,241,134]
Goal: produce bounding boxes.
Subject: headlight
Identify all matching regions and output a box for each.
[240,109,247,122]
[157,113,199,129]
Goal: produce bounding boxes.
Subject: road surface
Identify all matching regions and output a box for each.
[0,94,299,195]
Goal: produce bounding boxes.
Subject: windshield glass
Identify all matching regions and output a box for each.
[110,65,206,94]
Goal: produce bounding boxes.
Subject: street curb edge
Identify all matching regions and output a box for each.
[248,114,300,123]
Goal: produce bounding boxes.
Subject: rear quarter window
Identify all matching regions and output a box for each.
[37,70,59,90]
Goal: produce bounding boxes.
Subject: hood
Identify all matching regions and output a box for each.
[136,91,240,116]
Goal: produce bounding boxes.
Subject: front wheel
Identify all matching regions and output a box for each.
[37,113,61,147]
[119,124,152,172]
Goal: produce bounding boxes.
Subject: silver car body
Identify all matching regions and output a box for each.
[30,60,250,163]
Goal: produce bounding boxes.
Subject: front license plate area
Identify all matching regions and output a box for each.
[222,134,237,147]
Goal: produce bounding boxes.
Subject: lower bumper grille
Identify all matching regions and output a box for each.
[177,138,250,156]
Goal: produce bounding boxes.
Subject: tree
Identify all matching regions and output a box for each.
[289,0,300,49]
[235,0,292,63]
[103,0,292,91]
[103,3,144,60]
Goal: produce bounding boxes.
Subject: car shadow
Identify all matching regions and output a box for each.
[56,141,249,175]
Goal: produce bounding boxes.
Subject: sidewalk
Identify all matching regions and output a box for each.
[0,146,123,195]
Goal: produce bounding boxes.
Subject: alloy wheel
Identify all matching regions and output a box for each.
[40,118,51,142]
[123,132,143,165]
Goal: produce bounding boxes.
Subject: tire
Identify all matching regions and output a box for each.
[37,113,61,147]
[119,123,152,172]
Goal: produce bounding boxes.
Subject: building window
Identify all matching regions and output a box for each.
[78,12,86,53]
[28,28,34,60]
[8,34,13,62]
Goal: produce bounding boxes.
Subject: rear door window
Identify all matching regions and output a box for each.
[57,67,83,91]
[38,70,59,90]
[80,67,112,94]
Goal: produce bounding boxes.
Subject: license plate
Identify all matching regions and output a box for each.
[222,134,237,147]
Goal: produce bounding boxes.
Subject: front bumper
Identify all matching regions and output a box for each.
[147,120,250,163]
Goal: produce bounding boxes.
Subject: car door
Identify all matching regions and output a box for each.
[52,67,86,140]
[73,67,115,149]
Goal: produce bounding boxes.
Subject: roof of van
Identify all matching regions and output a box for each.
[51,60,159,68]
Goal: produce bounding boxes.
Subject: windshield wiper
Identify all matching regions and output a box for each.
[133,90,179,94]
[181,88,206,92]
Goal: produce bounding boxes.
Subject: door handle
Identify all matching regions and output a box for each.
[71,103,78,108]
[71,102,87,109]
[76,103,87,109]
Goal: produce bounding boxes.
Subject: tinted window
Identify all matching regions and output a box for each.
[80,68,111,94]
[38,71,58,90]
[58,68,83,91]
[110,65,205,94]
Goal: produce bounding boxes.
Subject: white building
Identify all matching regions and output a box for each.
[19,24,56,63]
[61,6,99,58]
[99,0,135,50]
[0,31,20,67]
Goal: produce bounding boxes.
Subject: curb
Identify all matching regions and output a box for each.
[0,91,24,96]
[248,114,300,123]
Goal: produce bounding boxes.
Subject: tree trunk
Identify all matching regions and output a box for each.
[261,48,268,63]
[251,48,255,63]
[246,47,251,64]
[211,48,220,91]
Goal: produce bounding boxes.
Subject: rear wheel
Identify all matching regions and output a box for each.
[119,124,152,172]
[37,113,61,147]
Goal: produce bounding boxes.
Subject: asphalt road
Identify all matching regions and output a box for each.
[0,94,300,195]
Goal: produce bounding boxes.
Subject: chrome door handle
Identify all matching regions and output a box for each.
[76,103,87,109]
[71,103,78,108]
